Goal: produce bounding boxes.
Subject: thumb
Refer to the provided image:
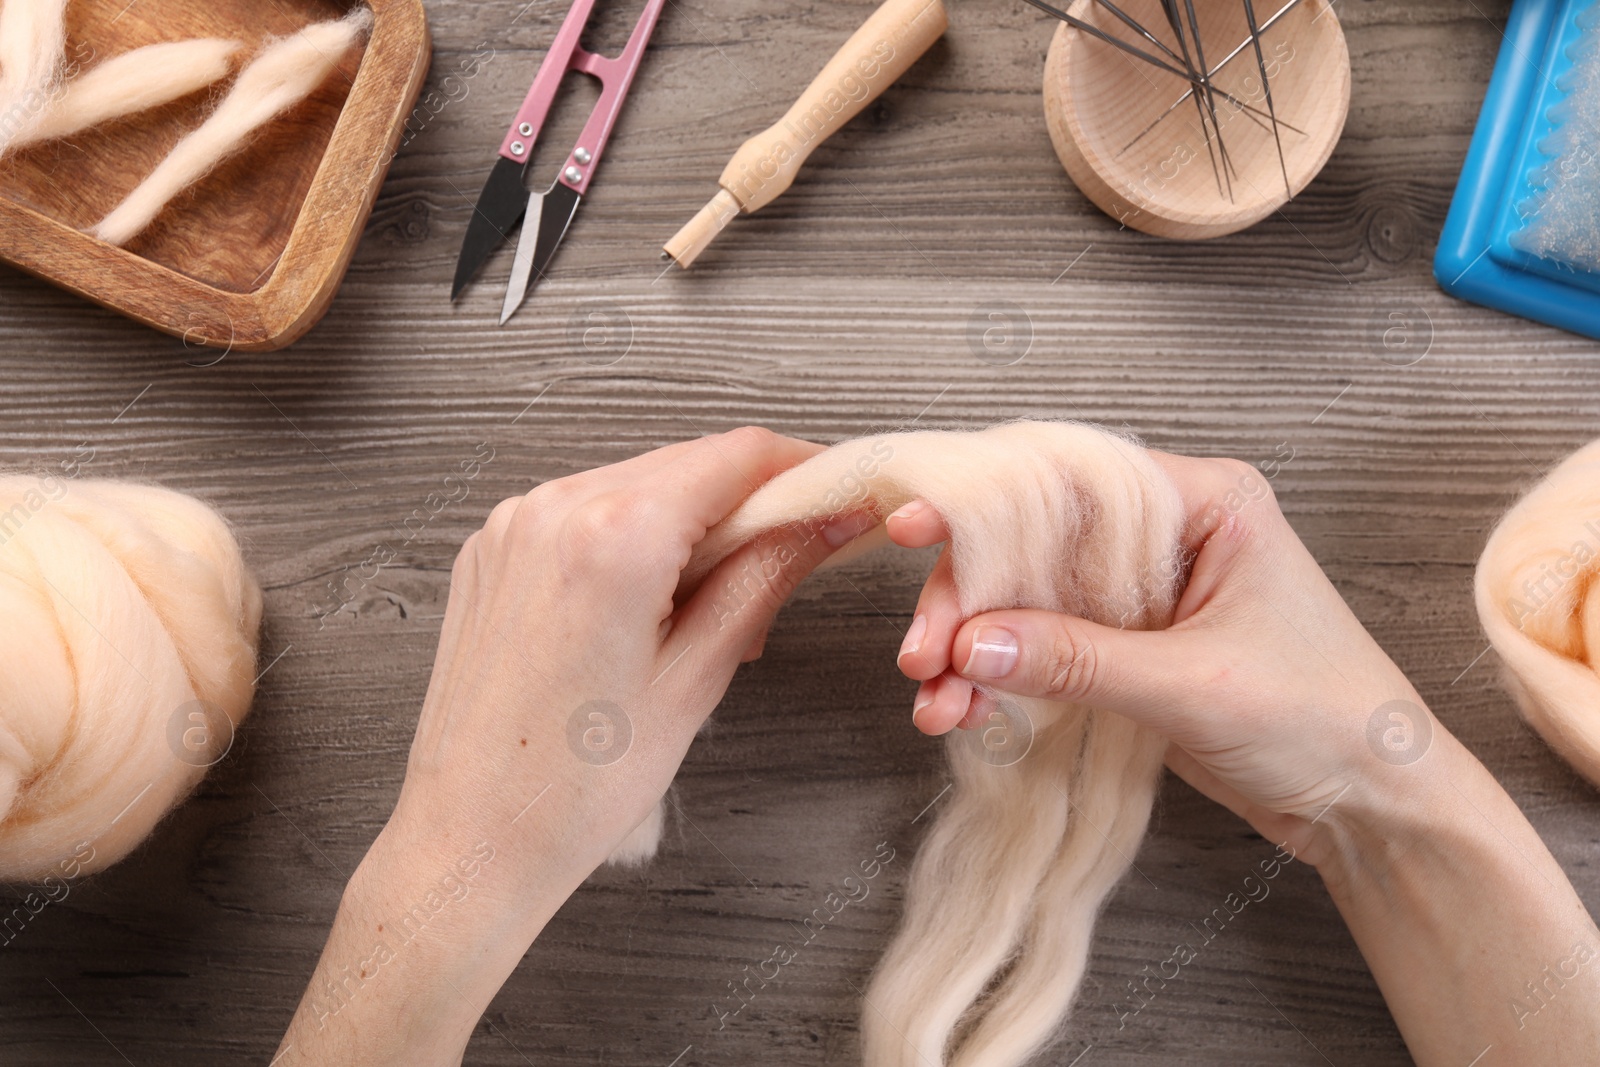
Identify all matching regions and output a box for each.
[669,512,871,678]
[950,609,1192,728]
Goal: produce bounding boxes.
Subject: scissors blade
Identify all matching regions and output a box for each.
[530,181,583,286]
[500,190,544,326]
[452,157,531,301]
[499,182,583,324]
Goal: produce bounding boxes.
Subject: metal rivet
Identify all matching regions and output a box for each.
[511,141,526,156]
[564,166,583,183]
[519,122,534,137]
[573,147,592,164]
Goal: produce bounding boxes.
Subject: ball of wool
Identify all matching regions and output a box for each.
[1477,437,1600,787]
[0,476,261,882]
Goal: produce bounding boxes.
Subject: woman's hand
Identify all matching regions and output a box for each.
[887,452,1422,865]
[885,452,1600,1067]
[392,425,855,880]
[276,427,866,1066]
[274,433,1598,1067]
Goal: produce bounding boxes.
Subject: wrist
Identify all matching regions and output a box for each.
[280,802,595,1067]
[277,827,510,1065]
[354,806,560,961]
[326,830,510,1048]
[1296,720,1600,1064]
[1310,727,1486,899]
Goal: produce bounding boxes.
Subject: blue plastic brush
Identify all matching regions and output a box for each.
[1437,0,1600,337]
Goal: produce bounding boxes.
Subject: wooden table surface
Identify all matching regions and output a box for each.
[2,0,1597,1063]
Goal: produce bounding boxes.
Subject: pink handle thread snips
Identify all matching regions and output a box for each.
[496,0,665,195]
[453,0,666,322]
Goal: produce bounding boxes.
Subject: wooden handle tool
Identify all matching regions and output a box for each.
[663,0,947,268]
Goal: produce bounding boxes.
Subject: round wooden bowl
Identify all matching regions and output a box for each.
[1042,0,1349,239]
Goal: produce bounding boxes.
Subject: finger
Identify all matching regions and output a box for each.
[740,623,771,663]
[1140,452,1285,625]
[911,670,975,735]
[956,688,991,731]
[596,427,818,489]
[1170,504,1254,623]
[664,512,853,688]
[896,549,962,681]
[640,427,827,539]
[1146,451,1280,556]
[946,608,1193,731]
[520,433,735,502]
[886,499,949,548]
[527,428,824,522]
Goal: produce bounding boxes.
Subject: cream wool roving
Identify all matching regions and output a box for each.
[10,38,244,150]
[93,9,373,246]
[0,2,238,157]
[0,477,261,883]
[0,0,68,155]
[665,421,1188,1067]
[1477,436,1600,788]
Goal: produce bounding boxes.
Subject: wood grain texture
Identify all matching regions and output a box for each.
[0,0,430,349]
[0,0,1596,1064]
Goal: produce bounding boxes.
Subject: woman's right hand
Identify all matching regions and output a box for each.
[889,450,1600,1067]
[886,452,1441,868]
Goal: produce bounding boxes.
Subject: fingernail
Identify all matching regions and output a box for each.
[963,626,1019,679]
[823,511,877,548]
[912,687,935,726]
[889,500,928,524]
[897,614,928,665]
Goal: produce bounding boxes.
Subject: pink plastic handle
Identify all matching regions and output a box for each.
[497,0,667,197]
[497,0,597,164]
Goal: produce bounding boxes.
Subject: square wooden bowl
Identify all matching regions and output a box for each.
[0,0,430,351]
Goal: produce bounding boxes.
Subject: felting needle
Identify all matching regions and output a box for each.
[1118,73,1308,156]
[1023,0,1291,133]
[1161,0,1227,196]
[1158,0,1185,37]
[1180,0,1234,201]
[1022,0,1196,79]
[662,0,948,269]
[1117,0,1310,155]
[1242,0,1292,198]
[1089,0,1185,65]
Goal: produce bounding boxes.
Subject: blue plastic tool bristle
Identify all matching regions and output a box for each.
[1437,0,1600,337]
[1508,5,1600,276]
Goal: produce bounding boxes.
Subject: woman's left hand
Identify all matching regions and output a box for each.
[276,427,864,1066]
[392,425,853,879]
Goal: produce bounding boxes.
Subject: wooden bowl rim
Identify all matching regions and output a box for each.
[0,0,430,351]
[1043,0,1350,238]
